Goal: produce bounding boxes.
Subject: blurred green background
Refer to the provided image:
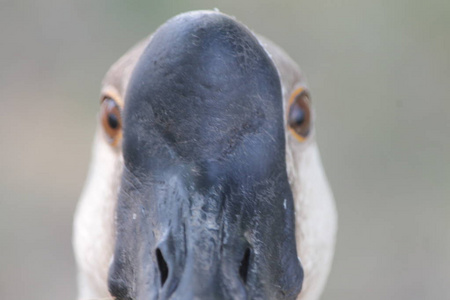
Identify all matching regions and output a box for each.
[1,0,449,299]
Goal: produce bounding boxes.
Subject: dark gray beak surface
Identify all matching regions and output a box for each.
[108,11,303,300]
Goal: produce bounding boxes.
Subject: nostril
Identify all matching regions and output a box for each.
[156,248,169,287]
[239,248,251,284]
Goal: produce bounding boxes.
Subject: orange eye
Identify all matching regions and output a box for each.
[101,98,122,145]
[288,88,312,142]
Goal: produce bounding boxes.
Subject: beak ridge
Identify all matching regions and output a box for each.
[108,10,303,300]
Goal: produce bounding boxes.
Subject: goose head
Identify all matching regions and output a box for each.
[74,10,337,300]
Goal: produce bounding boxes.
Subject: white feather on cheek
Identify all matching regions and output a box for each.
[73,129,123,299]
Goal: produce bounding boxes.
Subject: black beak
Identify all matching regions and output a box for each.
[108,11,303,300]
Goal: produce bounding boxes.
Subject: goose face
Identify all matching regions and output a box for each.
[74,10,337,300]
[108,12,302,300]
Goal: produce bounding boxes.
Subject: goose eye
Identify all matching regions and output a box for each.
[101,98,122,145]
[288,89,311,141]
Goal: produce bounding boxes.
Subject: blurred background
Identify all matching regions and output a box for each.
[1,0,449,299]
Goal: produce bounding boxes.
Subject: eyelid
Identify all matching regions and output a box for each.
[288,87,310,107]
[100,85,124,108]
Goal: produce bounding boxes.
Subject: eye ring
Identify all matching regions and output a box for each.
[287,87,312,142]
[100,97,122,146]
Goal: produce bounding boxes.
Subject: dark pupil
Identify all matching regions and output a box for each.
[289,104,305,126]
[108,113,119,129]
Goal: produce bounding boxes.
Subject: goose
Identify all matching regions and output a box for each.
[73,10,337,300]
